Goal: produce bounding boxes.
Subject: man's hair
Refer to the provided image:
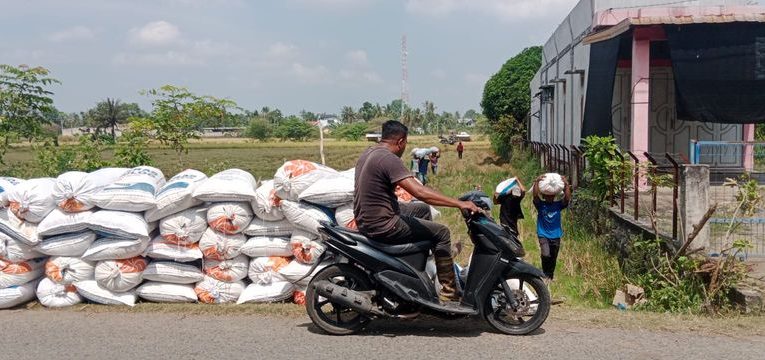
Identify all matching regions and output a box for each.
[381,120,408,140]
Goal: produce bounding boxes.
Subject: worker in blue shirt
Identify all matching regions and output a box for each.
[532,174,571,281]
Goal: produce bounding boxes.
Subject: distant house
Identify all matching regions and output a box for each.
[199,127,245,137]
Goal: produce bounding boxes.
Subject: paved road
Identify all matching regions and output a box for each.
[1,310,763,360]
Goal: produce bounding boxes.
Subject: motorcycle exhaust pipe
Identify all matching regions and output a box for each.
[312,280,384,317]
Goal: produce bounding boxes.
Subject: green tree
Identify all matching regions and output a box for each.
[84,98,146,140]
[464,109,479,120]
[300,110,318,122]
[333,122,369,141]
[341,106,357,123]
[0,64,60,162]
[481,46,542,123]
[359,101,376,122]
[273,116,315,141]
[114,118,154,167]
[245,117,272,141]
[385,99,404,119]
[423,101,437,134]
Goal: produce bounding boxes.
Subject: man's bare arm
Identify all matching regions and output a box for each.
[398,177,480,212]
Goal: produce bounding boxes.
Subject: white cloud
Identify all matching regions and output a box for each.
[129,21,181,47]
[292,62,330,84]
[464,72,488,85]
[345,50,369,67]
[405,0,577,21]
[266,42,299,59]
[113,51,205,66]
[339,69,383,84]
[431,68,447,79]
[48,26,95,42]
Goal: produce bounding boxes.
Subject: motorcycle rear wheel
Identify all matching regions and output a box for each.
[305,264,373,335]
[484,275,550,335]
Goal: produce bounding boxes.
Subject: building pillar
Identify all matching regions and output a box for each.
[631,34,650,161]
[743,123,755,171]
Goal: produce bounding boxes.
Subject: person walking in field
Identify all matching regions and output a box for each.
[429,151,440,175]
[456,141,464,159]
[411,155,420,178]
[532,174,570,282]
[417,155,430,185]
[494,177,526,236]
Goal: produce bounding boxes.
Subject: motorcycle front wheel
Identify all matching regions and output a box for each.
[484,275,550,335]
[305,264,373,335]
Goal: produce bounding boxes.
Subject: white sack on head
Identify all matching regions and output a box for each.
[45,256,95,284]
[0,258,45,288]
[143,236,203,263]
[280,200,333,236]
[192,169,257,202]
[0,232,41,261]
[199,227,245,261]
[248,256,290,284]
[203,254,248,282]
[244,217,294,237]
[7,177,56,223]
[279,260,329,286]
[81,236,150,262]
[73,280,136,306]
[252,180,284,221]
[35,231,96,257]
[298,175,354,208]
[411,147,434,158]
[36,277,82,307]
[95,257,148,292]
[143,261,204,284]
[273,160,338,201]
[0,279,39,309]
[194,276,244,304]
[145,169,207,222]
[53,168,127,213]
[538,173,564,196]
[90,166,165,212]
[136,282,197,303]
[0,208,40,246]
[495,177,521,198]
[159,207,207,245]
[207,202,253,235]
[0,177,24,208]
[37,208,94,237]
[237,281,295,304]
[289,230,325,265]
[334,204,357,230]
[86,210,154,240]
[240,236,292,258]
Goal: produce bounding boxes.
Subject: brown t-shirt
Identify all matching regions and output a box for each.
[353,146,412,238]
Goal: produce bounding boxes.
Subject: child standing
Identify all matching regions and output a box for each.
[429,151,440,175]
[493,177,526,236]
[532,174,571,281]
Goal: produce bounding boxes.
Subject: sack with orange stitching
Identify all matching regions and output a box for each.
[73,280,136,306]
[45,256,95,284]
[247,256,290,284]
[279,259,329,286]
[252,180,284,221]
[194,275,244,304]
[159,207,207,245]
[207,202,253,235]
[143,235,203,263]
[36,277,82,307]
[241,236,292,258]
[0,177,24,208]
[52,168,127,213]
[145,169,207,222]
[192,169,257,202]
[237,281,295,304]
[0,279,39,309]
[273,160,338,201]
[334,204,357,230]
[280,200,333,236]
[0,232,41,261]
[94,256,148,292]
[289,230,325,265]
[7,177,57,223]
[199,227,245,260]
[0,258,45,288]
[0,208,40,246]
[203,254,248,282]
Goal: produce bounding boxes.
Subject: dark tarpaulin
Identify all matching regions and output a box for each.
[666,23,765,124]
[581,35,621,138]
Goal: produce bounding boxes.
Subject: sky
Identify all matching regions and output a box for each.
[0,0,578,116]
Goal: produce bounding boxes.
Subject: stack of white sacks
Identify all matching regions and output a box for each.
[0,159,400,308]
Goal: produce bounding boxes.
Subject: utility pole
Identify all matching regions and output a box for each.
[401,34,408,120]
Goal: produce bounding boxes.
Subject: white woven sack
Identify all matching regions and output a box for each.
[281,200,333,236]
[411,147,434,158]
[0,258,45,288]
[0,232,41,261]
[145,169,207,222]
[81,236,150,262]
[279,260,329,286]
[90,166,165,212]
[334,204,356,230]
[273,160,339,201]
[252,180,284,221]
[194,276,244,304]
[192,169,257,202]
[0,177,24,208]
[136,281,197,303]
[203,254,248,282]
[7,178,56,223]
[37,208,94,237]
[430,206,441,220]
[73,280,136,306]
[0,208,40,246]
[207,202,253,235]
[495,177,521,197]
[45,256,95,284]
[237,281,295,304]
[290,230,325,265]
[298,175,354,208]
[243,217,294,237]
[159,207,207,245]
[248,256,290,284]
[199,227,245,260]
[143,236,203,262]
[339,168,354,179]
[538,173,564,196]
[240,236,292,257]
[143,261,204,284]
[52,168,127,213]
[0,279,39,309]
[95,257,148,292]
[36,277,82,307]
[35,231,96,257]
[87,210,154,240]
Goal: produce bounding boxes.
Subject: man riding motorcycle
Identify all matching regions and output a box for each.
[353,120,481,303]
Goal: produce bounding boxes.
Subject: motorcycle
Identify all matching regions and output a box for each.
[303,191,550,335]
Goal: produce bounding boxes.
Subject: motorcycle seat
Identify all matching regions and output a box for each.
[331,225,431,256]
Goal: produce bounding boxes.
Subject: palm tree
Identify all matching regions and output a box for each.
[341,106,356,124]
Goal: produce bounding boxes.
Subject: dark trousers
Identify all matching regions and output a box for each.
[399,201,432,221]
[372,216,452,260]
[538,237,560,279]
[457,151,463,159]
